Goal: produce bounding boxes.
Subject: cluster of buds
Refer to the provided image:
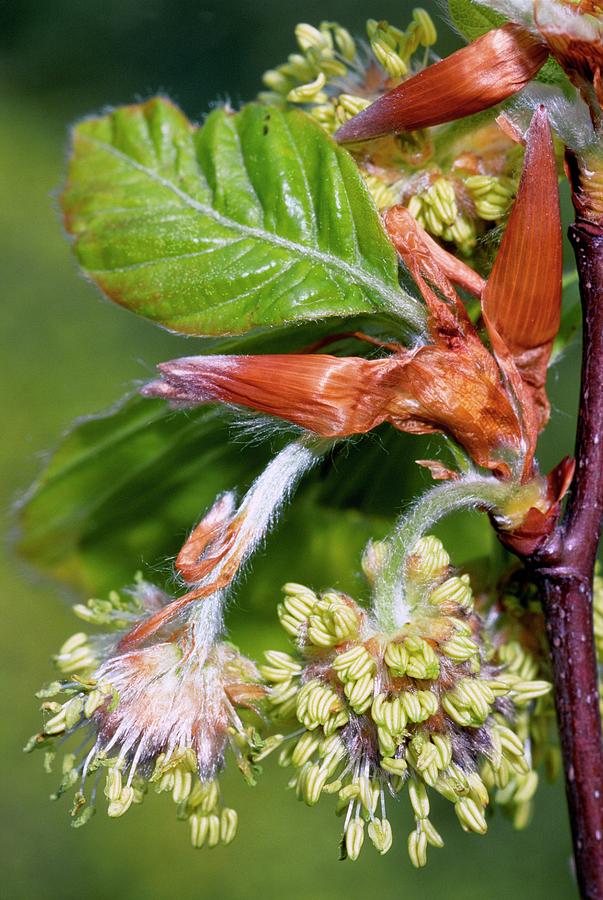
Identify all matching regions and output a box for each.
[470,566,570,827]
[259,15,522,261]
[25,579,265,847]
[406,171,516,255]
[259,536,552,865]
[261,13,436,125]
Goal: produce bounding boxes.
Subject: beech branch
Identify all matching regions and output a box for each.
[531,216,603,899]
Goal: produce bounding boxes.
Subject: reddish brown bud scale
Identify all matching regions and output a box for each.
[144,344,523,476]
[335,25,548,144]
[496,456,575,555]
[176,493,236,583]
[482,107,562,434]
[384,206,486,299]
[145,353,400,437]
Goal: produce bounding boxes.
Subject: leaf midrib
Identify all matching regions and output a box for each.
[80,134,427,334]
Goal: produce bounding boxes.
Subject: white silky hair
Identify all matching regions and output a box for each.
[91,637,233,781]
[472,0,535,27]
[182,439,326,652]
[187,591,227,666]
[510,84,597,151]
[210,440,323,581]
[475,0,602,40]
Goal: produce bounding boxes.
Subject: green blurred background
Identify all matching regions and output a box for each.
[2,2,581,897]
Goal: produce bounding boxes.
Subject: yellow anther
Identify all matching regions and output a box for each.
[412,9,437,46]
[287,72,327,104]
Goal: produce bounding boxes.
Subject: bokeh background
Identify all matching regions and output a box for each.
[2,2,582,897]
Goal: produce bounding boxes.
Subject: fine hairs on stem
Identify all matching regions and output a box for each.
[374,476,517,631]
[184,436,329,633]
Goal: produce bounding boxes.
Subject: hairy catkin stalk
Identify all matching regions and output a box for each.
[374,476,516,631]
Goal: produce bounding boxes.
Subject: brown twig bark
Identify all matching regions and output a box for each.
[532,217,603,899]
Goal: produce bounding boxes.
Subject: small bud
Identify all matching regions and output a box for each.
[431,734,452,769]
[378,726,398,757]
[384,641,408,677]
[287,72,327,104]
[425,177,458,226]
[513,771,539,804]
[429,574,473,609]
[107,785,135,818]
[455,797,487,834]
[407,536,450,581]
[220,808,238,845]
[104,767,123,802]
[295,23,330,53]
[206,813,221,848]
[332,24,356,61]
[344,674,375,714]
[300,764,327,805]
[260,650,303,682]
[172,767,193,803]
[368,20,408,79]
[423,817,444,848]
[345,819,365,861]
[262,69,292,94]
[292,732,321,767]
[368,817,393,854]
[400,690,424,723]
[441,635,479,662]
[509,680,552,704]
[333,645,375,682]
[408,779,430,819]
[412,9,437,46]
[381,755,408,775]
[190,813,209,848]
[408,828,428,868]
[44,707,67,735]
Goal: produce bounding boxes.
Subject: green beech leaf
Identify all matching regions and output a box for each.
[447,0,505,42]
[62,98,424,337]
[17,396,271,595]
[534,58,575,95]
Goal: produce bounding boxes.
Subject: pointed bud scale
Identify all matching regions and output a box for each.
[335,25,548,143]
[144,340,525,476]
[482,107,563,435]
[142,352,400,438]
[385,207,486,298]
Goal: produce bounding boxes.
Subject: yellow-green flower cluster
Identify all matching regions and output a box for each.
[259,16,519,260]
[26,582,265,847]
[261,13,437,136]
[259,536,551,865]
[407,173,515,255]
[475,572,564,825]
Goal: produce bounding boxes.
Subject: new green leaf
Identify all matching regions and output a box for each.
[17,396,270,594]
[447,0,504,42]
[62,98,424,337]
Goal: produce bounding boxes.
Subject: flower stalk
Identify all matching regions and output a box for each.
[373,476,519,632]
